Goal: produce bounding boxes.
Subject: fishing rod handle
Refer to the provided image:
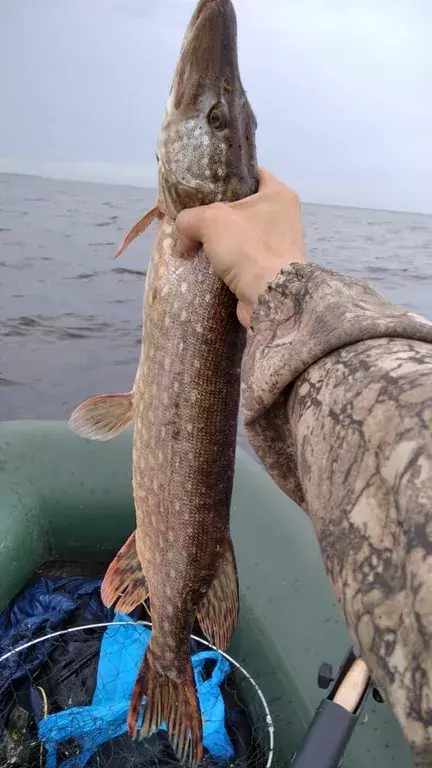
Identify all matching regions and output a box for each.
[290,698,357,768]
[290,653,371,768]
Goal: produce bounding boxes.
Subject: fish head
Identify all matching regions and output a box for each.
[157,0,259,218]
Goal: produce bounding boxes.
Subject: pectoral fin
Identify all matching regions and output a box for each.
[197,537,239,651]
[69,392,134,441]
[101,531,149,614]
[114,205,161,259]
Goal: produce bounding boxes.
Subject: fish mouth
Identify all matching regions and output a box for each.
[173,0,239,113]
[195,0,221,20]
[186,0,226,30]
[196,0,218,14]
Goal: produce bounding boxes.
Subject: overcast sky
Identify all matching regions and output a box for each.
[0,0,431,213]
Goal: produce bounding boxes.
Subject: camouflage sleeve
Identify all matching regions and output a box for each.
[241,263,432,765]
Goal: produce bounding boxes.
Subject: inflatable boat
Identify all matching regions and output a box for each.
[0,421,412,766]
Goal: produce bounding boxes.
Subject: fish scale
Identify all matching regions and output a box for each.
[69,0,258,764]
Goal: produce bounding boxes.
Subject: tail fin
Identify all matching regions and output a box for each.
[101,531,149,614]
[128,650,203,767]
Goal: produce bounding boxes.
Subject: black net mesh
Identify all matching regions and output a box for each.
[0,621,272,767]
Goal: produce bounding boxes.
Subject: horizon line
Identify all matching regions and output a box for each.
[0,165,430,219]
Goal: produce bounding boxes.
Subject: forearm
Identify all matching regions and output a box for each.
[241,263,432,759]
[290,335,432,752]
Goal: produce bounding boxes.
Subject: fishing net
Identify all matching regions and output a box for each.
[0,620,274,768]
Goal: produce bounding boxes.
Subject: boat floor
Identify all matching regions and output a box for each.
[29,560,107,583]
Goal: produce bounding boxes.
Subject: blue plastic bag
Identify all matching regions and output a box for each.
[38,614,234,766]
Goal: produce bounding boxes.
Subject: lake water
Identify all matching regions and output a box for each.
[1,172,431,447]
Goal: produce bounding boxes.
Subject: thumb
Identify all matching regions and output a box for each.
[257,167,280,192]
[175,206,207,256]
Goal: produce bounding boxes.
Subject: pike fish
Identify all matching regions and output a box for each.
[69,0,258,764]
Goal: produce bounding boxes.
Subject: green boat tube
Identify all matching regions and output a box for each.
[0,420,412,766]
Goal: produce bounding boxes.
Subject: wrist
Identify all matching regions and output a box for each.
[240,263,293,318]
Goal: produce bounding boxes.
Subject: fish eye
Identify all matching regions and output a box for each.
[207,103,228,131]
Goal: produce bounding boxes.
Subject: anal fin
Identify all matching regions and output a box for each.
[101,531,148,614]
[69,392,134,441]
[128,650,204,768]
[197,536,239,651]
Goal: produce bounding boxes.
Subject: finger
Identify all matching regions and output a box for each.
[257,167,280,191]
[175,234,199,257]
[175,206,206,253]
[175,207,207,256]
[230,167,278,210]
[237,301,252,329]
[175,203,228,256]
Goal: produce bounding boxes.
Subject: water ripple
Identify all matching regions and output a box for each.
[1,172,430,422]
[0,314,133,342]
[112,267,146,277]
[0,377,21,387]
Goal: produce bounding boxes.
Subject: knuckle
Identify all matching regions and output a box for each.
[287,188,300,206]
[176,208,191,232]
[203,202,226,225]
[274,184,300,207]
[209,201,226,217]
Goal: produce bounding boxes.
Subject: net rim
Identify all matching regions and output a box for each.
[0,620,274,767]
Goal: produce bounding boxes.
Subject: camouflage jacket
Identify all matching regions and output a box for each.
[242,264,432,767]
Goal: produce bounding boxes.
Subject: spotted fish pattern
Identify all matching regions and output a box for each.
[69,0,258,764]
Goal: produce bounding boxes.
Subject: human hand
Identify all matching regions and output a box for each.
[175,168,307,327]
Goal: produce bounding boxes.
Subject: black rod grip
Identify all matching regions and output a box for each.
[291,698,358,768]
